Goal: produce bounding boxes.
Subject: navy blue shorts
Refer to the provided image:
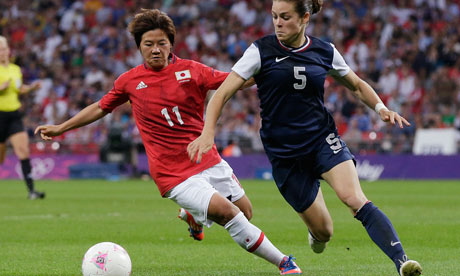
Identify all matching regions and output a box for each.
[268,133,354,212]
[0,110,25,143]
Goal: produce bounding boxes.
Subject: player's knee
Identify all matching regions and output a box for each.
[311,224,333,242]
[222,205,241,224]
[15,146,30,159]
[210,203,241,225]
[241,206,253,221]
[340,193,367,212]
[232,195,253,220]
[321,224,333,242]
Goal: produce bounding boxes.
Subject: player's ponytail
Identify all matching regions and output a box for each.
[310,0,323,15]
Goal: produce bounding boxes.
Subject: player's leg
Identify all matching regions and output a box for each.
[270,154,333,254]
[177,207,204,240]
[297,187,333,253]
[0,143,6,164]
[321,160,367,212]
[178,196,252,241]
[167,174,301,274]
[10,131,44,199]
[10,131,30,161]
[207,161,253,220]
[208,193,301,274]
[201,160,299,273]
[178,193,253,241]
[0,111,8,164]
[232,194,253,220]
[10,131,33,193]
[322,160,421,275]
[178,161,253,240]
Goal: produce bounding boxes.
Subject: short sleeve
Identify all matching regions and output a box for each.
[15,66,23,91]
[199,63,229,92]
[99,77,129,113]
[328,43,350,77]
[231,43,261,80]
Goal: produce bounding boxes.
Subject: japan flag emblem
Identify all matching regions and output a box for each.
[175,70,191,82]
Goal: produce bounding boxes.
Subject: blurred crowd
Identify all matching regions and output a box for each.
[1,0,459,156]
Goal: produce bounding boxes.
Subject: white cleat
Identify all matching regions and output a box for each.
[400,260,422,276]
[308,231,327,254]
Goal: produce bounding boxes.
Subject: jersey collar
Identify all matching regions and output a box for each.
[277,35,311,53]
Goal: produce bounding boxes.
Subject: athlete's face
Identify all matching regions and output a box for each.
[0,40,10,65]
[272,1,309,46]
[140,29,171,70]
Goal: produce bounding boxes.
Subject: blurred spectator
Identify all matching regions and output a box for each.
[33,68,53,105]
[84,63,105,86]
[455,109,460,131]
[222,139,242,157]
[59,2,85,32]
[350,106,372,132]
[43,92,68,125]
[342,119,362,154]
[377,65,398,103]
[99,109,136,169]
[0,0,458,155]
[397,64,416,103]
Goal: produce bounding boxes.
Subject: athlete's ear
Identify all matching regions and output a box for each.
[302,12,310,25]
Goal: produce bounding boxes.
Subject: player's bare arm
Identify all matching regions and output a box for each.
[19,82,41,94]
[334,70,410,128]
[35,101,108,140]
[241,77,256,89]
[187,71,246,163]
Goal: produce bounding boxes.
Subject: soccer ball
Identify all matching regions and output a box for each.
[82,242,132,276]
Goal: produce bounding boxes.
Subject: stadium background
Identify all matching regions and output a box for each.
[0,0,459,179]
[1,1,460,276]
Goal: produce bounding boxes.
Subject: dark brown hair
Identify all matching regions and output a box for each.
[276,0,323,17]
[128,9,176,48]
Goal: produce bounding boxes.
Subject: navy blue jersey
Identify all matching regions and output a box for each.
[232,34,350,158]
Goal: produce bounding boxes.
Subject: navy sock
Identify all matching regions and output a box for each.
[355,201,406,273]
[20,158,34,192]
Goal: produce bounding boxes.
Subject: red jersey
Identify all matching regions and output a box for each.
[99,54,228,195]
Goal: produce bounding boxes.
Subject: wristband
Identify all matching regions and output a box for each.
[374,102,388,114]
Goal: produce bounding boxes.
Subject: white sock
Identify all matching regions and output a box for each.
[224,212,285,266]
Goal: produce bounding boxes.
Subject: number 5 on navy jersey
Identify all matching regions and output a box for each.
[326,133,343,154]
[293,66,307,90]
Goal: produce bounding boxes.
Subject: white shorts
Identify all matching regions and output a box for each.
[165,159,245,227]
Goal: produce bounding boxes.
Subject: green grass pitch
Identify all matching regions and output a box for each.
[1,179,459,275]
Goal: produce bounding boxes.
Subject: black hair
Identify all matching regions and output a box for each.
[128,9,176,48]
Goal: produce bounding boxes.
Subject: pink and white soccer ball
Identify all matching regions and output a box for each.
[82,242,132,276]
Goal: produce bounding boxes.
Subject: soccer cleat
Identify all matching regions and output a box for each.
[400,260,422,276]
[279,255,302,275]
[178,208,204,241]
[28,190,45,200]
[308,230,326,254]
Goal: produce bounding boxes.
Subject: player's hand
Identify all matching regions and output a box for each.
[34,125,63,141]
[187,133,214,164]
[379,109,410,128]
[0,80,10,90]
[32,81,41,90]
